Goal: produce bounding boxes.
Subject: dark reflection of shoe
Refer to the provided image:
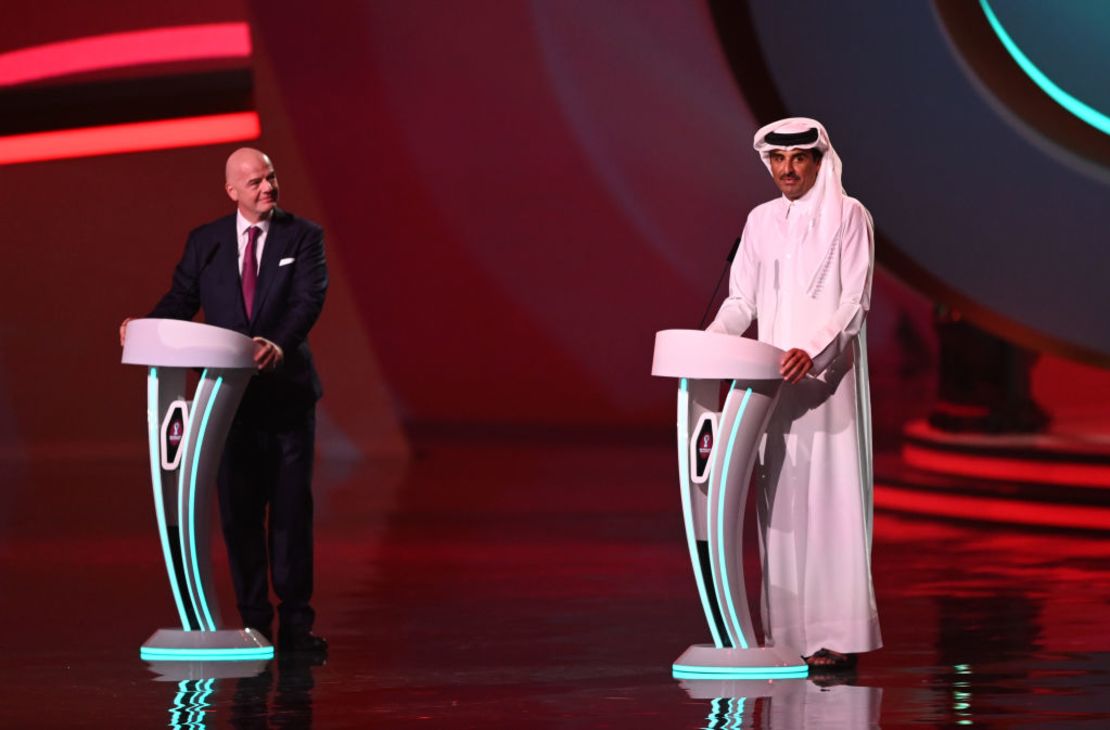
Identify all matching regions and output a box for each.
[809,667,859,688]
[231,665,273,729]
[275,650,318,726]
[279,631,328,656]
[279,649,326,669]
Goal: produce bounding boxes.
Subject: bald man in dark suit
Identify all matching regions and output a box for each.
[123,148,328,653]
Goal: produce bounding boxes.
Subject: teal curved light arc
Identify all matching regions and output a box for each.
[980,0,1110,137]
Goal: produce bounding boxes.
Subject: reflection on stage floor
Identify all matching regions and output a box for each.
[1,440,1108,728]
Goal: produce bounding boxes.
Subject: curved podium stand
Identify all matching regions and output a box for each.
[652,329,807,679]
[122,319,273,662]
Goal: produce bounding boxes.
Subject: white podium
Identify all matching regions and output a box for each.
[122,318,273,661]
[652,329,807,679]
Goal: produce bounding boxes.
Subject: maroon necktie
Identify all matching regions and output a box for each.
[242,225,260,318]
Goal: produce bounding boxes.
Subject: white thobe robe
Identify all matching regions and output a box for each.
[708,184,882,656]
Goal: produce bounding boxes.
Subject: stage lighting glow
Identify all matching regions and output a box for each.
[678,378,725,649]
[980,0,1110,137]
[187,375,223,632]
[875,484,1110,532]
[148,368,192,630]
[0,23,251,87]
[902,444,1110,489]
[672,664,809,680]
[170,679,214,729]
[0,113,261,166]
[715,384,752,650]
[140,646,274,661]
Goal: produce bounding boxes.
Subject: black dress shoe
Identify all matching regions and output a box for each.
[279,630,328,655]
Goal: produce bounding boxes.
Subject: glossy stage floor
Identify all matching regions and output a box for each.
[2,438,1109,728]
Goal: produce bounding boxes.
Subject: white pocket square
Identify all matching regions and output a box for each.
[279,257,295,267]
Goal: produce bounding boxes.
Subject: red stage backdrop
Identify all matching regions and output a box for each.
[0,1,1105,461]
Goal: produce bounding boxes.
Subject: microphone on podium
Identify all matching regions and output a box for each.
[698,236,741,329]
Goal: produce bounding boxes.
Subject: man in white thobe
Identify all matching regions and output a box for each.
[708,117,881,668]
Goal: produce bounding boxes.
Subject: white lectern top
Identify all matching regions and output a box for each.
[652,329,784,380]
[122,319,256,369]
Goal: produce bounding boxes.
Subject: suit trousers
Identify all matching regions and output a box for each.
[217,406,316,633]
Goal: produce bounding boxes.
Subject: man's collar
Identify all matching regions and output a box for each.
[236,210,273,238]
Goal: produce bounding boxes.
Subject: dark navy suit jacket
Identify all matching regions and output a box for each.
[149,208,328,422]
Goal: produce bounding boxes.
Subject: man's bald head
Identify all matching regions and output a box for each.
[225,147,279,222]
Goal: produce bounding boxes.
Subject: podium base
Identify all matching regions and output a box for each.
[677,677,804,700]
[672,644,808,679]
[140,628,274,661]
[145,659,271,680]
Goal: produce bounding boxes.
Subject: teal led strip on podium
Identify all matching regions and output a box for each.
[123,318,273,662]
[652,329,807,679]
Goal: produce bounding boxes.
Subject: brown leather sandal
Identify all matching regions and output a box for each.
[804,648,858,670]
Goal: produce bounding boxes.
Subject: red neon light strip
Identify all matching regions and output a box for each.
[875,484,1110,531]
[903,444,1110,488]
[0,23,251,87]
[0,112,260,166]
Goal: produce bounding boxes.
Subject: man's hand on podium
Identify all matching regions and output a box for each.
[253,337,284,371]
[780,348,813,384]
[119,317,134,346]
